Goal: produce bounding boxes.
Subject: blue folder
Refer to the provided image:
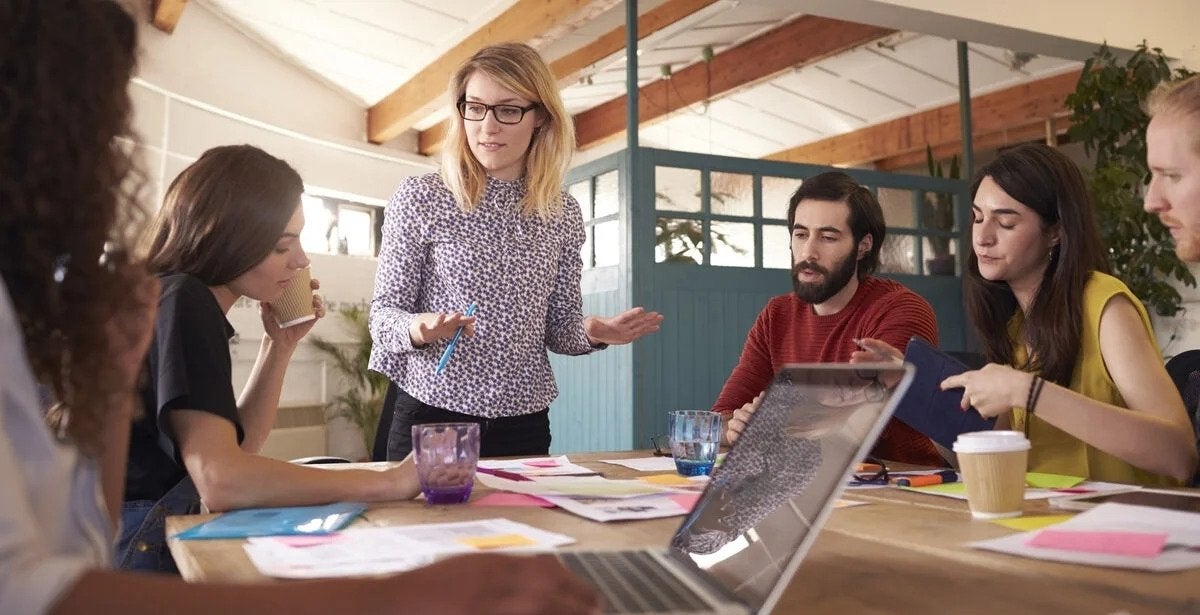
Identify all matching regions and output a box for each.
[172,502,366,540]
[894,336,996,449]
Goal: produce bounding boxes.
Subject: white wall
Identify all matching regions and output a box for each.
[133,3,435,458]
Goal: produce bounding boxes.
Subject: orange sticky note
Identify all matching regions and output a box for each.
[639,474,696,486]
[458,534,539,550]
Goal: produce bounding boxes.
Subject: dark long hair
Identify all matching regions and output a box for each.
[0,0,145,454]
[964,144,1110,385]
[142,145,304,284]
[786,171,886,280]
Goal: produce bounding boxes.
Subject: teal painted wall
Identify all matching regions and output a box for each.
[547,148,971,453]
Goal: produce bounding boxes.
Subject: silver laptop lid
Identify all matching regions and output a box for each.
[666,363,915,613]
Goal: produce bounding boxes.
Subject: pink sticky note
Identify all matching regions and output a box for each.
[522,459,561,468]
[470,492,555,508]
[1026,529,1168,558]
[273,534,343,548]
[668,493,702,511]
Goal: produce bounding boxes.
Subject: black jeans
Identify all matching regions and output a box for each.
[386,387,552,460]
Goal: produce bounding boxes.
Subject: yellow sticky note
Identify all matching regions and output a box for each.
[1024,472,1085,489]
[991,514,1074,531]
[639,474,696,486]
[459,534,538,550]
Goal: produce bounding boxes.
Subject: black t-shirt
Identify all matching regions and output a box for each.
[125,273,244,502]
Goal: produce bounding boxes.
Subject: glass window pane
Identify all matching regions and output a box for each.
[762,175,798,223]
[923,237,958,276]
[655,217,702,264]
[709,221,754,267]
[711,172,753,217]
[300,194,335,254]
[656,167,701,213]
[337,207,374,256]
[581,227,593,270]
[876,186,916,228]
[568,180,593,222]
[594,170,619,218]
[921,188,958,237]
[877,234,917,274]
[594,220,619,267]
[763,224,791,270]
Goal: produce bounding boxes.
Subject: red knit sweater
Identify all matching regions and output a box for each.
[713,277,943,466]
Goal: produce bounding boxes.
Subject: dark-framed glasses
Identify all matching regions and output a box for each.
[649,435,672,457]
[850,457,888,485]
[457,99,539,125]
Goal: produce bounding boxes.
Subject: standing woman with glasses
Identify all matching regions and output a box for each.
[371,43,662,460]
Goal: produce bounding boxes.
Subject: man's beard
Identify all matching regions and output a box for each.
[792,249,859,305]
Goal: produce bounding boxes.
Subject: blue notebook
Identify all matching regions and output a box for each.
[894,337,996,449]
[173,502,366,540]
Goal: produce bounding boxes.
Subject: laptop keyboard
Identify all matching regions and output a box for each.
[559,550,715,614]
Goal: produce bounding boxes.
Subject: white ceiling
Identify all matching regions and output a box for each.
[198,0,1082,160]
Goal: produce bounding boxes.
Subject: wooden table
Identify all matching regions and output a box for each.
[167,452,1200,614]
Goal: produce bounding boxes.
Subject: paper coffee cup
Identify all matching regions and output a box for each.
[273,268,316,328]
[952,430,1030,519]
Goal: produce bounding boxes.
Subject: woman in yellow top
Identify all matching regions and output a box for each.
[937,144,1197,485]
[860,143,1197,485]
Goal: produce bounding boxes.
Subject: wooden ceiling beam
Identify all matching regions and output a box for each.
[874,117,1073,171]
[765,69,1082,168]
[151,0,188,34]
[573,16,895,150]
[368,0,621,145]
[417,0,720,157]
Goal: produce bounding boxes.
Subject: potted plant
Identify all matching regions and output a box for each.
[308,306,387,459]
[1065,42,1196,316]
[922,146,960,276]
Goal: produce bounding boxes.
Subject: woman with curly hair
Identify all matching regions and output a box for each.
[0,1,598,613]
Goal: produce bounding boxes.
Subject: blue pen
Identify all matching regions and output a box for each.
[435,303,476,375]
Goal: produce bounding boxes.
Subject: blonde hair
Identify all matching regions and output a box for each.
[441,42,575,218]
[1146,73,1200,152]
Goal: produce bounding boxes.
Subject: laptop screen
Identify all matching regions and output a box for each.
[666,363,914,612]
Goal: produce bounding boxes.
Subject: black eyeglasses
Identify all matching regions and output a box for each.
[457,99,539,125]
[649,435,672,457]
[849,457,888,485]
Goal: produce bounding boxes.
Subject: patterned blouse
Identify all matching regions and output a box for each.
[369,172,597,418]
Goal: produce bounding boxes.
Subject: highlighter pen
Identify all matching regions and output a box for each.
[892,470,958,487]
[434,302,476,375]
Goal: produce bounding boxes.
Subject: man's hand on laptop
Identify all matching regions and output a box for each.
[725,392,763,445]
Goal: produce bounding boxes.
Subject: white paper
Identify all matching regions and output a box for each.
[477,455,598,477]
[970,502,1200,572]
[243,518,575,579]
[475,473,683,499]
[541,493,695,522]
[598,456,680,472]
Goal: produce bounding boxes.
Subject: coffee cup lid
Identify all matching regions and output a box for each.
[952,430,1030,454]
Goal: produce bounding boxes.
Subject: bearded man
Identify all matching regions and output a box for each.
[712,171,942,465]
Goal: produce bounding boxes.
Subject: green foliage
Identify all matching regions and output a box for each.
[1065,42,1196,316]
[923,145,960,259]
[308,306,386,456]
[654,190,748,264]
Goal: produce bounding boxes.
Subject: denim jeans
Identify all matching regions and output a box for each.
[115,477,200,573]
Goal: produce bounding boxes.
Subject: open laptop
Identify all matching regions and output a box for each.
[559,362,915,614]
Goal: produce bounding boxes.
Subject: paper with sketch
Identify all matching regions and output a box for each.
[243,518,575,579]
[599,456,680,472]
[477,455,597,477]
[542,492,700,522]
[475,473,684,499]
[970,502,1200,572]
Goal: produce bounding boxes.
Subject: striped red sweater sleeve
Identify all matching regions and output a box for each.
[712,277,943,466]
